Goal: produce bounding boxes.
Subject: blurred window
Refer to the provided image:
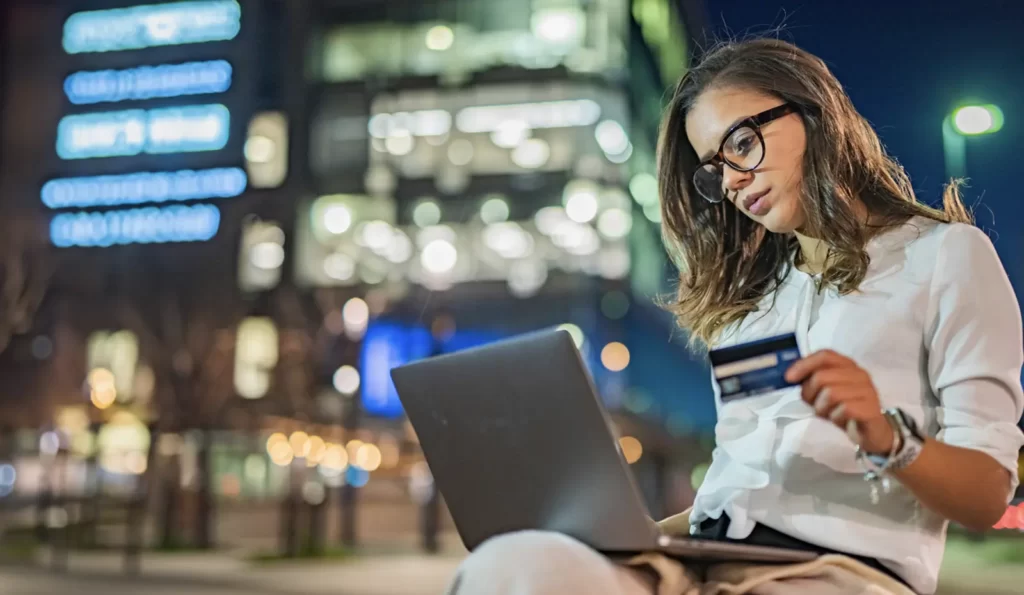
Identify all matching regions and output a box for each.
[318,0,630,82]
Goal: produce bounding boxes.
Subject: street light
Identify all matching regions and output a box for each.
[942,103,1004,179]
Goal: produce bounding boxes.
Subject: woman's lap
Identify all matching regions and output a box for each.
[447,531,909,595]
[448,530,658,595]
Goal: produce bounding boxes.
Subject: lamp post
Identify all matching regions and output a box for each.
[942,103,1004,180]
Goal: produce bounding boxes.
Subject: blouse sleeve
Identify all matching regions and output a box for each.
[926,224,1024,498]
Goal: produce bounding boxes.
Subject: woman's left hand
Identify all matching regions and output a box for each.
[784,349,896,455]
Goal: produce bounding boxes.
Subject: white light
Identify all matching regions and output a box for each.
[425,25,454,51]
[456,100,601,134]
[553,221,600,255]
[412,110,452,136]
[490,120,530,148]
[421,239,458,274]
[63,1,241,54]
[953,106,995,135]
[508,260,548,298]
[250,241,285,270]
[511,138,550,169]
[531,9,585,45]
[244,135,275,163]
[599,247,631,279]
[323,253,355,281]
[413,200,442,227]
[563,180,600,223]
[534,206,568,236]
[369,110,451,138]
[385,231,413,263]
[644,203,662,223]
[384,131,414,156]
[368,114,390,138]
[480,196,510,224]
[323,204,352,235]
[40,431,61,456]
[629,173,659,206]
[333,365,360,395]
[41,167,247,209]
[606,142,633,164]
[343,297,369,330]
[595,120,630,155]
[447,138,475,166]
[483,223,533,259]
[598,208,633,239]
[360,220,393,252]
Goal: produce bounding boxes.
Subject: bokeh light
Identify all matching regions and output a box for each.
[601,341,630,371]
[618,436,643,464]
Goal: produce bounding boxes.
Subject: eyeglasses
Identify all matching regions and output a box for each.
[693,103,799,204]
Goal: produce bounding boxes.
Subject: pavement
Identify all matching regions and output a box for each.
[0,548,463,595]
[0,541,1021,595]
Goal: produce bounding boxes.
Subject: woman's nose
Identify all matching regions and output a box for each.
[721,166,754,199]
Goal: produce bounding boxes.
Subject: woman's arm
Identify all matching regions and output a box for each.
[786,350,1015,532]
[786,225,1024,532]
[893,440,1011,532]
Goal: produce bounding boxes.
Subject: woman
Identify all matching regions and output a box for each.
[449,39,1024,594]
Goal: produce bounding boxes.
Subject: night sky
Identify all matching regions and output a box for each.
[701,0,1024,291]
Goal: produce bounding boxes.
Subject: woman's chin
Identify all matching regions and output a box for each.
[757,208,804,235]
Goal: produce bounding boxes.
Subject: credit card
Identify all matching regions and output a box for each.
[709,333,801,402]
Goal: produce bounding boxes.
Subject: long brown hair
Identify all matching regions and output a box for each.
[657,39,970,348]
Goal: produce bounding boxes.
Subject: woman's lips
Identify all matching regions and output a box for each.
[743,189,771,216]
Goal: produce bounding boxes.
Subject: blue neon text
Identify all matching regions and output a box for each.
[57,104,230,160]
[51,204,221,247]
[63,1,241,55]
[65,60,232,105]
[42,167,247,209]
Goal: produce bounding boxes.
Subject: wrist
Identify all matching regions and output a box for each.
[867,408,925,471]
[863,415,902,456]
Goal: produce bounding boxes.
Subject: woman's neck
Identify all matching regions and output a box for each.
[794,231,829,275]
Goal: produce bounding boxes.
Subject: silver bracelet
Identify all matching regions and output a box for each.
[852,418,901,505]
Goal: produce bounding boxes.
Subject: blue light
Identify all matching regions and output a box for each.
[63,1,241,55]
[360,323,433,418]
[346,466,370,488]
[50,204,221,248]
[57,104,230,160]
[65,60,233,105]
[42,167,247,209]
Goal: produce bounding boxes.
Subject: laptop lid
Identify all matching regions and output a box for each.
[391,329,657,552]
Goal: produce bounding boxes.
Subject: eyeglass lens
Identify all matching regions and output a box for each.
[693,125,765,203]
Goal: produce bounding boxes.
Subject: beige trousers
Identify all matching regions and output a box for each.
[447,530,918,595]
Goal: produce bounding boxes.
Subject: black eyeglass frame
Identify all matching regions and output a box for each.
[694,102,800,204]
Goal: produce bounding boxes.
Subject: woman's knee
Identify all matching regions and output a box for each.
[449,531,632,594]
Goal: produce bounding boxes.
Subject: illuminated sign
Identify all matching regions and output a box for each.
[50,204,221,247]
[57,104,230,160]
[42,167,247,209]
[361,323,432,418]
[65,60,233,105]
[63,0,241,55]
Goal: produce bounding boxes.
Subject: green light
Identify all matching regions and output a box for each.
[952,104,1004,135]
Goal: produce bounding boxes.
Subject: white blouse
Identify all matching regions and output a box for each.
[689,217,1024,594]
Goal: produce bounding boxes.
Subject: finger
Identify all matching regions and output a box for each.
[845,419,861,445]
[785,349,849,383]
[801,368,860,405]
[829,403,848,426]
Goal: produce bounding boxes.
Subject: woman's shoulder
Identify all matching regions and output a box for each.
[885,216,995,263]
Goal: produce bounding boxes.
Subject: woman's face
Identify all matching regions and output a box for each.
[685,86,807,234]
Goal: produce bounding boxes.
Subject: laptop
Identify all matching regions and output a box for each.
[390,329,815,563]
